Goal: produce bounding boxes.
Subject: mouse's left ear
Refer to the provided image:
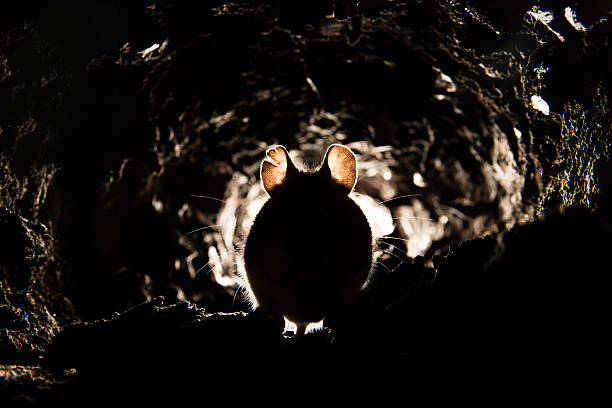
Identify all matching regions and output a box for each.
[260,145,297,195]
[321,144,357,194]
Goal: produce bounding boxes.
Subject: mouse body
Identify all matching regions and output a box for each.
[242,144,373,335]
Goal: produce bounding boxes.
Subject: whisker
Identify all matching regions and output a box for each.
[383,243,411,260]
[194,260,213,278]
[193,248,239,278]
[385,296,406,311]
[187,224,224,235]
[392,216,435,222]
[198,261,229,279]
[232,286,242,307]
[189,194,226,203]
[380,249,406,263]
[375,236,410,244]
[379,194,422,205]
[374,260,392,272]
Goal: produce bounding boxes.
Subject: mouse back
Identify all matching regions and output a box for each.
[243,144,373,328]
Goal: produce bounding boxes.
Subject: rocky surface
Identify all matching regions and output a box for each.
[1,0,610,405]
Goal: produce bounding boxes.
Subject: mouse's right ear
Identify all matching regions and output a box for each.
[260,145,296,195]
[321,144,357,195]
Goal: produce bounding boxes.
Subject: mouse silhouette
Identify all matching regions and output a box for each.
[242,144,373,335]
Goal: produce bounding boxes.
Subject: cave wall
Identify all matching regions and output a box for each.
[0,0,610,404]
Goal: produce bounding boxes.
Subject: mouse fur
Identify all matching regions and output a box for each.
[241,144,373,334]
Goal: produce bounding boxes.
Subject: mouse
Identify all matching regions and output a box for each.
[241,144,373,335]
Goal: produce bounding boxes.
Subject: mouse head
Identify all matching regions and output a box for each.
[260,144,357,196]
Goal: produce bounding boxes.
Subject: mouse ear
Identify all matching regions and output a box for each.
[260,145,297,195]
[321,144,357,194]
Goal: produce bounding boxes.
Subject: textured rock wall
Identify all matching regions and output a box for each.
[0,0,610,404]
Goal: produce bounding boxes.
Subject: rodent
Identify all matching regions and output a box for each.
[242,144,373,335]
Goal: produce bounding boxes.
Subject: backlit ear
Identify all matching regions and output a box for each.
[322,144,357,194]
[260,145,296,195]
